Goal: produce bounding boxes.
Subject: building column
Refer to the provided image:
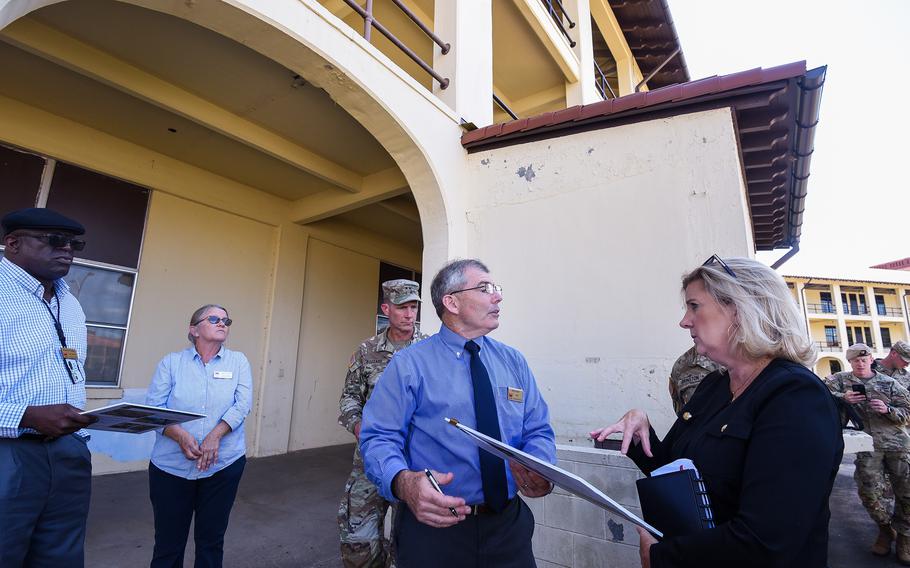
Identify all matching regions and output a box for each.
[433,0,493,128]
[833,284,849,353]
[563,0,599,106]
[867,285,885,354]
[794,282,810,337]
[589,0,642,95]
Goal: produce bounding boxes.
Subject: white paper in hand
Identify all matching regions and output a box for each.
[444,417,662,537]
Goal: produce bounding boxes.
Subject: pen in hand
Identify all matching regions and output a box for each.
[424,468,459,517]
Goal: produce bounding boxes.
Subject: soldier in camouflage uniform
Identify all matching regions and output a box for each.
[337,279,429,568]
[875,340,910,389]
[825,343,910,564]
[668,345,724,414]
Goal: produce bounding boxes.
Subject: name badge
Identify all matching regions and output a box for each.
[213,371,233,380]
[61,347,78,360]
[507,387,524,403]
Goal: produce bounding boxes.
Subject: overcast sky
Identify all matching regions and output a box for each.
[670,0,910,282]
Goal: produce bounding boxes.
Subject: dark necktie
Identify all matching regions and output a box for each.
[464,340,508,511]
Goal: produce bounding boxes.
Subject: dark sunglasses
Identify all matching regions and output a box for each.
[21,233,86,251]
[702,254,736,278]
[195,315,233,326]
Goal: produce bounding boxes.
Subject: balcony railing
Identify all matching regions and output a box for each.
[877,306,904,317]
[814,341,841,352]
[594,60,616,100]
[539,0,576,47]
[342,0,450,89]
[806,303,836,315]
[843,306,870,316]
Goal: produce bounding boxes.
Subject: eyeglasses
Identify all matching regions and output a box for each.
[20,233,86,251]
[194,315,233,326]
[448,282,503,296]
[702,254,736,279]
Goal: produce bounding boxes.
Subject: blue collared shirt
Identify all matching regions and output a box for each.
[146,345,252,479]
[360,324,556,503]
[0,258,87,438]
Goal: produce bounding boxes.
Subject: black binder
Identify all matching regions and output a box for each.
[636,468,715,538]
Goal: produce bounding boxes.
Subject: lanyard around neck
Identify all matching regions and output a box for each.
[41,289,77,384]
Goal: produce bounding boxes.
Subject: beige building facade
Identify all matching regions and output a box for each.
[0,0,821,490]
[786,275,910,377]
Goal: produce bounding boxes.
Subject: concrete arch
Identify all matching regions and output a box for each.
[816,356,846,377]
[0,0,467,301]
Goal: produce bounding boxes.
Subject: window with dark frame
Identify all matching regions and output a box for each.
[824,326,838,347]
[830,360,842,374]
[876,294,887,317]
[820,292,834,313]
[0,143,149,387]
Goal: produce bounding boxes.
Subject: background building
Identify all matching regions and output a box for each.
[786,274,910,376]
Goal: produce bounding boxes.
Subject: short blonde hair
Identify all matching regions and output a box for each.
[682,257,816,366]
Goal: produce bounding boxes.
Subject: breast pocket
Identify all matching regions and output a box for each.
[497,386,525,445]
[698,421,752,482]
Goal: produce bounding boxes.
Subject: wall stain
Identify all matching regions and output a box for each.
[587,148,594,155]
[607,518,625,542]
[516,164,536,181]
[481,158,490,166]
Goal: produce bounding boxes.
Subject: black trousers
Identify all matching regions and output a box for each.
[0,434,92,568]
[148,456,245,568]
[396,497,537,568]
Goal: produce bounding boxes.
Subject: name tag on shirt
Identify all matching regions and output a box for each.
[507,387,524,403]
[213,371,233,380]
[61,347,78,360]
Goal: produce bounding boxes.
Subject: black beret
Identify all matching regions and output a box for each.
[1,207,85,236]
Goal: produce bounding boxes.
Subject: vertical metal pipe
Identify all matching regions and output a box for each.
[364,0,373,42]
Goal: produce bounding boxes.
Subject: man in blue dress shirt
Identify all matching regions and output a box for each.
[0,207,96,567]
[360,259,556,567]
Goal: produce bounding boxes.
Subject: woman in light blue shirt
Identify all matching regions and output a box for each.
[145,304,252,568]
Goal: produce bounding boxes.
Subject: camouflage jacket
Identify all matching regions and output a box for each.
[824,371,910,451]
[338,326,428,435]
[874,359,910,390]
[669,346,724,414]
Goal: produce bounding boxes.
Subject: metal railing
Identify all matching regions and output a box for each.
[877,306,904,317]
[342,0,450,89]
[539,0,576,47]
[493,94,518,120]
[806,303,836,315]
[843,306,870,316]
[594,60,616,100]
[814,341,841,352]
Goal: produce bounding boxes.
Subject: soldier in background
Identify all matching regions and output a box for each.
[668,345,723,414]
[337,279,428,568]
[875,340,910,389]
[825,343,910,564]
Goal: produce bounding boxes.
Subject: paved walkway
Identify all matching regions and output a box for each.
[87,446,894,567]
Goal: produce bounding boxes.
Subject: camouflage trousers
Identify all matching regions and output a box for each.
[338,462,396,568]
[855,451,910,535]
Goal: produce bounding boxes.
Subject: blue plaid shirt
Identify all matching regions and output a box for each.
[0,257,88,438]
[146,346,253,479]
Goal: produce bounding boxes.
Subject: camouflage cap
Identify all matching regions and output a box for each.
[891,340,910,363]
[846,343,873,360]
[382,278,421,305]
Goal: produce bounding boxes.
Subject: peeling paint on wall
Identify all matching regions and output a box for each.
[516,164,536,181]
[607,518,625,542]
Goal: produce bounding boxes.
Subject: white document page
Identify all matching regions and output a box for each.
[444,417,662,537]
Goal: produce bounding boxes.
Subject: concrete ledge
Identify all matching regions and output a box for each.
[530,444,644,567]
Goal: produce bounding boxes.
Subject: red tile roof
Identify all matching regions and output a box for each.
[461,62,807,148]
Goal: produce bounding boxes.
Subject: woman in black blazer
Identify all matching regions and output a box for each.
[592,256,843,568]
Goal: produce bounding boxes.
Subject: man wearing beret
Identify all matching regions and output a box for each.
[876,340,910,390]
[825,343,910,563]
[337,279,428,567]
[0,207,97,566]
